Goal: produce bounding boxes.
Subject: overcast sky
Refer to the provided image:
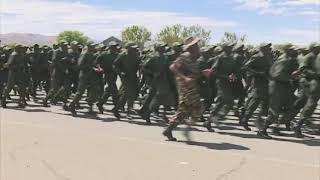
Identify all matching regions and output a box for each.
[1,0,319,44]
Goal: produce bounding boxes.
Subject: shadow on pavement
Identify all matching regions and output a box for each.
[180,140,250,150]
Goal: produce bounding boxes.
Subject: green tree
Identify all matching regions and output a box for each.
[121,26,152,48]
[221,32,247,44]
[57,30,89,44]
[157,24,212,46]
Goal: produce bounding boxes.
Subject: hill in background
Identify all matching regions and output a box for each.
[0,33,57,46]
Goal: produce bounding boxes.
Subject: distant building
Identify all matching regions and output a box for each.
[102,36,123,47]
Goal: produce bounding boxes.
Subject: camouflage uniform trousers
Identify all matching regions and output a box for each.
[170,79,204,124]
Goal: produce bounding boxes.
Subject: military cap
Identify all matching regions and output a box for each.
[214,46,223,53]
[108,41,119,47]
[125,42,138,49]
[233,43,245,51]
[154,42,167,49]
[172,42,183,48]
[309,43,320,50]
[208,45,217,50]
[15,44,22,49]
[3,46,12,51]
[282,44,294,50]
[60,41,69,46]
[33,44,39,47]
[87,43,97,47]
[259,43,272,49]
[97,43,107,49]
[71,41,79,46]
[200,47,211,53]
[221,42,235,49]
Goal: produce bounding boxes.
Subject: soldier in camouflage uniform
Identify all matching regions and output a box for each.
[163,37,205,141]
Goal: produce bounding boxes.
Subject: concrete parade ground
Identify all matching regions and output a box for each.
[1,94,320,180]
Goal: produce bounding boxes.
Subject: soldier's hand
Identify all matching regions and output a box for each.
[291,70,301,78]
[202,69,213,78]
[184,77,193,83]
[229,73,236,82]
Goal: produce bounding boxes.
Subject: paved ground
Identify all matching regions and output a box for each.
[1,97,320,180]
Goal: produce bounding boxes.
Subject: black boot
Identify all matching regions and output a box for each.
[163,122,178,141]
[240,121,251,131]
[1,96,7,108]
[69,104,77,116]
[43,98,49,107]
[203,121,214,132]
[293,120,304,138]
[257,130,272,139]
[111,108,120,120]
[96,102,104,114]
[257,121,272,139]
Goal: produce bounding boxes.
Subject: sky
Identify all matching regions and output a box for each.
[0,0,319,44]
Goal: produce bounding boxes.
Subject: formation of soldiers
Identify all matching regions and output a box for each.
[0,38,320,141]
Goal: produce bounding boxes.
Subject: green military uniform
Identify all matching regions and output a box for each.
[166,42,184,108]
[232,44,247,120]
[197,47,215,111]
[43,42,70,107]
[279,47,312,128]
[113,43,140,113]
[96,42,121,118]
[1,45,27,108]
[30,44,42,98]
[140,43,174,124]
[258,45,299,139]
[241,43,273,129]
[293,43,320,138]
[69,44,99,115]
[204,43,239,131]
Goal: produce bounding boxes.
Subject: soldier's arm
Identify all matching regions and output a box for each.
[6,54,16,70]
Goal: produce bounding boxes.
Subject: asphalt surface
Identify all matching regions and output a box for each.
[1,95,320,180]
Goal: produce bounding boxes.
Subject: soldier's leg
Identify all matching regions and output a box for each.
[1,79,15,108]
[163,101,190,141]
[241,89,262,127]
[69,82,86,115]
[295,80,320,138]
[16,83,27,108]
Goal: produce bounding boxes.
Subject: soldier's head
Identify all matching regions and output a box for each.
[125,42,138,54]
[221,42,234,55]
[59,42,69,51]
[108,41,120,53]
[183,37,201,58]
[14,44,23,53]
[259,43,272,54]
[233,43,245,54]
[71,41,79,49]
[172,42,183,53]
[87,43,97,52]
[33,44,39,52]
[309,43,320,55]
[200,47,211,58]
[154,43,167,54]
